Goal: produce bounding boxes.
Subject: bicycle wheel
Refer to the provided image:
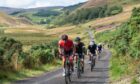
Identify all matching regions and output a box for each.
[77,60,81,78]
[65,66,71,84]
[68,67,71,82]
[91,62,93,72]
[81,61,84,73]
[93,58,95,68]
[91,56,94,72]
[65,61,71,84]
[65,66,69,84]
[98,51,101,60]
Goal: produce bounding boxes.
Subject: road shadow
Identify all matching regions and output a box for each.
[98,59,109,62]
[92,68,109,72]
[81,75,109,79]
[71,72,109,84]
[71,80,109,84]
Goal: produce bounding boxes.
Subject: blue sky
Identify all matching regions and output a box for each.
[0,0,88,8]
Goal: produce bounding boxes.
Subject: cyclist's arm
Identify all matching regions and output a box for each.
[58,45,63,55]
[81,43,85,54]
[72,44,76,56]
[101,45,103,51]
[95,45,98,55]
[87,46,90,55]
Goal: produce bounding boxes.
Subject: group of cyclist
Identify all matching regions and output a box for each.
[58,34,102,76]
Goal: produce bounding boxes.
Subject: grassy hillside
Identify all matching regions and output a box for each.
[95,6,140,83]
[0,7,22,14]
[81,0,107,8]
[1,3,139,45]
[11,3,85,25]
[63,2,85,11]
[0,12,33,27]
[11,7,64,25]
[108,0,140,5]
[81,0,140,8]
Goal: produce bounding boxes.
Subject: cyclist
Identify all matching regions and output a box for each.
[58,34,75,76]
[74,37,85,70]
[98,43,102,54]
[87,41,97,63]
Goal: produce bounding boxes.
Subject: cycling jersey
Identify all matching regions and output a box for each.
[75,42,85,54]
[74,42,85,59]
[88,44,97,55]
[98,45,102,51]
[58,39,74,66]
[59,39,74,52]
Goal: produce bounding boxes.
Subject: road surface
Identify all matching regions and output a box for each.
[15,49,111,84]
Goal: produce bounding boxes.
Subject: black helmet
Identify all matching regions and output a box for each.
[61,34,68,41]
[75,37,81,42]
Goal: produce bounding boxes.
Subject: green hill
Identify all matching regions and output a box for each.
[0,12,33,27]
[63,2,85,11]
[82,0,140,8]
[95,7,140,82]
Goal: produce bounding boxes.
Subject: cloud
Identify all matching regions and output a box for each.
[0,0,88,8]
[28,0,52,8]
[0,0,35,8]
[28,0,87,8]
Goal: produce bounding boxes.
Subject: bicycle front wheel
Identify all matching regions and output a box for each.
[65,63,71,84]
[77,61,81,78]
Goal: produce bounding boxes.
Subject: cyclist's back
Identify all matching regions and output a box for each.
[88,43,97,55]
[75,42,85,54]
[98,43,102,53]
[74,37,85,73]
[87,41,97,63]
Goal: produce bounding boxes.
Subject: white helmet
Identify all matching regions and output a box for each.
[89,41,95,45]
[98,43,101,45]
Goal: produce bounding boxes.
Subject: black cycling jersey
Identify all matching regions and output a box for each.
[98,45,102,51]
[75,42,85,59]
[88,44,97,54]
[75,42,85,54]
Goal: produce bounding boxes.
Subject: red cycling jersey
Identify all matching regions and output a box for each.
[58,39,74,51]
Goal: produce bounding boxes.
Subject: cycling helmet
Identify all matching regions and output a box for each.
[61,34,68,41]
[75,37,81,42]
[98,43,102,45]
[89,41,95,45]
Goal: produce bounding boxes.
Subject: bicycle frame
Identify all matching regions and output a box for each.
[77,55,82,78]
[90,54,96,72]
[64,55,71,84]
[75,53,84,78]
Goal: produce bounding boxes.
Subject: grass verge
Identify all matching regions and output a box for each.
[0,60,61,84]
[110,49,140,83]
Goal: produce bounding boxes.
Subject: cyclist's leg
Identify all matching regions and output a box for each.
[75,54,78,63]
[88,53,92,63]
[79,53,84,66]
[69,51,74,72]
[93,54,97,62]
[74,54,78,68]
[80,53,84,72]
[69,56,74,72]
[62,56,66,76]
[98,50,101,59]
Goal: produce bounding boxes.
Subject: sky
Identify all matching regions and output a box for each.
[0,0,88,8]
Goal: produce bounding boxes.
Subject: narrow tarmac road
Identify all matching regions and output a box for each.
[15,49,111,84]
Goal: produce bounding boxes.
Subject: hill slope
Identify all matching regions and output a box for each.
[81,0,140,8]
[81,0,107,8]
[0,6,64,15]
[0,13,33,27]
[0,7,22,14]
[63,2,85,11]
